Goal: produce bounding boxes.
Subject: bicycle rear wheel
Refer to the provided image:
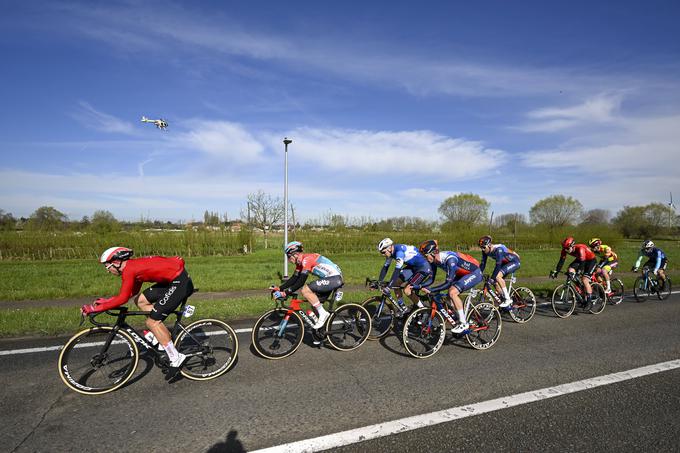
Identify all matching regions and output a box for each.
[552,284,576,318]
[588,283,607,314]
[608,279,625,305]
[657,277,672,300]
[466,302,502,350]
[633,277,650,302]
[325,304,371,351]
[252,309,304,360]
[402,308,446,359]
[509,287,536,323]
[175,319,238,380]
[58,327,139,395]
[362,296,395,340]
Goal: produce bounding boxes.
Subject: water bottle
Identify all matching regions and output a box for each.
[306,309,318,324]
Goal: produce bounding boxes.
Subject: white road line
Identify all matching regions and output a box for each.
[1,290,678,357]
[252,359,680,453]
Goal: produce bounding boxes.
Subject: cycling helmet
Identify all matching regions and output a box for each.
[99,247,133,263]
[561,236,575,249]
[478,235,492,248]
[642,240,654,250]
[284,241,303,256]
[419,239,439,256]
[378,238,393,252]
[588,238,602,248]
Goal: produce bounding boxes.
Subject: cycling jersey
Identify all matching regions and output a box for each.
[594,245,618,263]
[425,251,482,293]
[280,253,343,295]
[96,256,186,311]
[378,244,431,287]
[556,243,596,274]
[634,247,667,272]
[480,244,520,278]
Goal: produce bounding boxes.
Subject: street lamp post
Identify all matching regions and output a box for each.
[283,137,292,278]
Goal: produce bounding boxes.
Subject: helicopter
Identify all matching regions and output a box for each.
[141,116,168,130]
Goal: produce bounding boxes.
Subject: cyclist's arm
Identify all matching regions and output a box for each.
[634,254,644,269]
[427,263,456,293]
[280,271,307,293]
[654,251,662,272]
[479,253,487,272]
[378,258,392,282]
[555,250,567,273]
[94,278,141,311]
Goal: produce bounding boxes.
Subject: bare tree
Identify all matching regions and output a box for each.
[241,190,284,249]
[580,209,610,225]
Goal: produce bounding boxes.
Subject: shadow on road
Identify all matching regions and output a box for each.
[207,430,247,452]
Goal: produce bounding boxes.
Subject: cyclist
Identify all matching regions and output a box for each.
[549,237,597,310]
[415,240,483,334]
[80,247,193,380]
[478,235,521,308]
[588,238,618,294]
[632,240,668,287]
[271,241,342,329]
[376,238,432,315]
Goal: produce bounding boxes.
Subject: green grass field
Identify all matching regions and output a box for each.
[0,239,676,337]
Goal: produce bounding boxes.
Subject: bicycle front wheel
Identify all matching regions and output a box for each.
[633,277,650,302]
[58,327,139,395]
[588,283,607,315]
[552,284,576,318]
[509,287,536,323]
[252,309,304,360]
[466,302,502,350]
[175,319,238,380]
[402,308,446,359]
[657,277,672,300]
[608,279,625,305]
[326,304,371,351]
[362,296,395,340]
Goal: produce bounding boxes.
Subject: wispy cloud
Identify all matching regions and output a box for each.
[513,93,624,132]
[72,101,138,135]
[173,120,266,164]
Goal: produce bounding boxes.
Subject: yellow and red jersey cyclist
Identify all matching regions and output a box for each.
[588,238,618,294]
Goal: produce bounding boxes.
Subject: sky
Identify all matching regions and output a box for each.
[1,0,679,223]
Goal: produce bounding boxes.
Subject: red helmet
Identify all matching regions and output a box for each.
[99,246,133,263]
[561,237,575,249]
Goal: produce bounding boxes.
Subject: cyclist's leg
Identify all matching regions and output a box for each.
[496,261,520,306]
[451,271,483,330]
[404,270,431,307]
[658,258,668,282]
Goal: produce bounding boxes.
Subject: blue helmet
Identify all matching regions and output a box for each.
[284,241,303,256]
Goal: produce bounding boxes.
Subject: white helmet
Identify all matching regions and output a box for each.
[378,238,393,252]
[99,246,133,263]
[642,240,654,250]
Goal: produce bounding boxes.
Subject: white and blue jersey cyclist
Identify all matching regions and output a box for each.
[478,235,521,308]
[376,238,433,313]
[633,240,668,286]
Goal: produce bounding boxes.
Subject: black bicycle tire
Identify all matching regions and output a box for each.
[466,302,502,350]
[251,308,304,360]
[176,319,239,380]
[362,296,395,340]
[509,287,536,323]
[58,326,139,395]
[401,307,446,359]
[551,284,576,318]
[325,304,371,351]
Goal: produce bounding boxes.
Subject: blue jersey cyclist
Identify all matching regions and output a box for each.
[376,238,432,314]
[478,235,521,309]
[632,240,668,286]
[415,240,483,334]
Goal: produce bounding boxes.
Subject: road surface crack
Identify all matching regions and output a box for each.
[11,391,66,453]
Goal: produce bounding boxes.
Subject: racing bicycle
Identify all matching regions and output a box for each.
[58,299,239,395]
[591,266,625,305]
[251,287,371,359]
[401,290,502,359]
[633,267,672,302]
[361,278,416,340]
[551,271,607,318]
[472,273,536,323]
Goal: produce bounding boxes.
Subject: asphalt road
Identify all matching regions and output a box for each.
[2,292,680,452]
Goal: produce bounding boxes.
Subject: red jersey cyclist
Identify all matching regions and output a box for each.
[81,247,193,380]
[271,241,343,329]
[549,237,597,310]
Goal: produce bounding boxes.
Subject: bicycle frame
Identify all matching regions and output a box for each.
[425,293,489,333]
[479,274,516,305]
[274,288,342,335]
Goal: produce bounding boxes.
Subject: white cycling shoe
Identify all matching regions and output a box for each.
[451,322,470,334]
[499,298,513,308]
[312,311,330,329]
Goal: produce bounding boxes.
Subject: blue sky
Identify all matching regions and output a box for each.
[1,0,679,223]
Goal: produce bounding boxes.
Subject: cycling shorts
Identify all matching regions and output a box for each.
[601,260,618,273]
[493,261,520,279]
[644,258,668,271]
[399,269,433,287]
[569,258,597,277]
[144,270,194,321]
[308,275,343,295]
[452,269,483,293]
